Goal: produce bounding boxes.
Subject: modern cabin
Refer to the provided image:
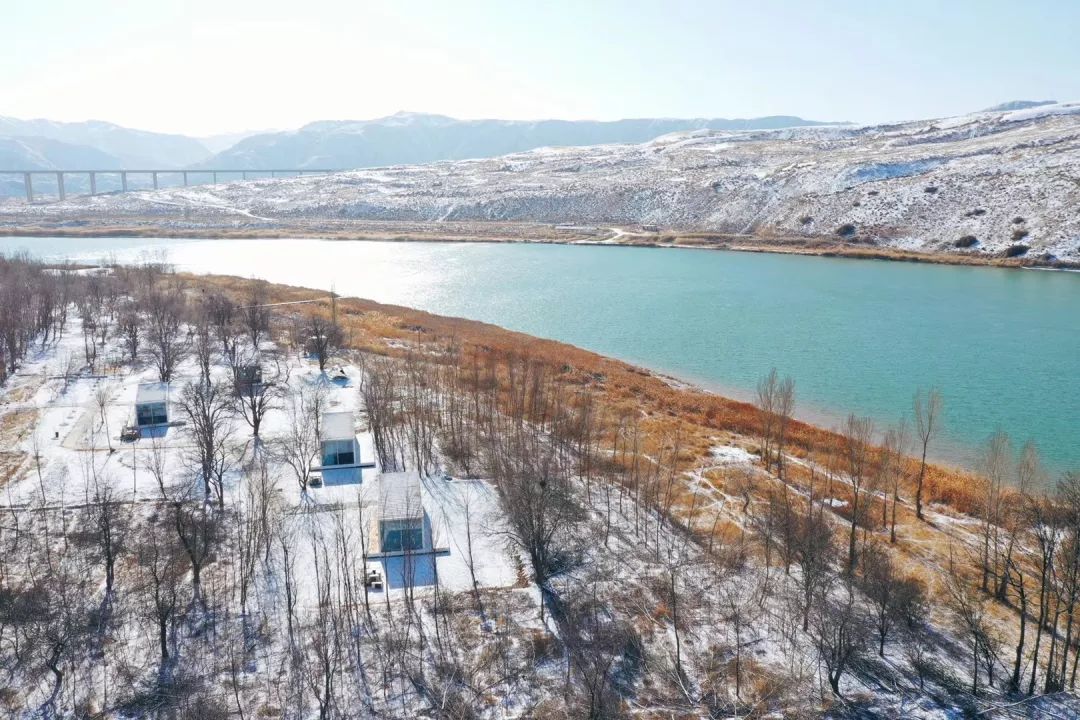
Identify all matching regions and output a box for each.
[378,471,426,553]
[135,382,169,428]
[234,363,263,396]
[317,411,362,484]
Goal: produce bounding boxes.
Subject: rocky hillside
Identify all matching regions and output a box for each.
[5,102,1079,261]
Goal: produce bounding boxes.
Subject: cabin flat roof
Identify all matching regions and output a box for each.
[136,382,169,404]
[379,471,423,522]
[321,411,355,441]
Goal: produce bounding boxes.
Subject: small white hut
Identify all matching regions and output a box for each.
[378,471,426,553]
[135,382,170,427]
[318,411,361,484]
[234,363,263,396]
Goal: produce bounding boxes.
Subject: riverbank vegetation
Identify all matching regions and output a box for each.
[1,252,1078,717]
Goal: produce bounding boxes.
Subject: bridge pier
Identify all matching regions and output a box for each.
[242,171,247,180]
[24,173,32,202]
[182,171,188,187]
[212,171,218,184]
[89,172,96,195]
[56,172,65,201]
[121,171,128,192]
[152,172,158,190]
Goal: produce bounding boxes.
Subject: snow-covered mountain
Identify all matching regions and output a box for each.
[981,99,1057,113]
[7,102,1079,261]
[0,135,119,170]
[0,116,212,169]
[201,111,838,170]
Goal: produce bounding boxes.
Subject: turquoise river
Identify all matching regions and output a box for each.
[3,235,1078,475]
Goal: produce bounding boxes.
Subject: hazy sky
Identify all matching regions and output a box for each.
[4,0,1078,135]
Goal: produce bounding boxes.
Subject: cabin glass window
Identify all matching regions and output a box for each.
[322,439,355,466]
[381,524,423,552]
[136,402,168,426]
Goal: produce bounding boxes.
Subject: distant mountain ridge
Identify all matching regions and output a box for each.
[202,111,841,170]
[981,100,1057,112]
[12,101,1077,262]
[0,116,211,168]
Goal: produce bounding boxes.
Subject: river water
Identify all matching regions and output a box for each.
[4,235,1078,474]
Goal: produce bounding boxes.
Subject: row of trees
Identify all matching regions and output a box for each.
[753,366,1080,702]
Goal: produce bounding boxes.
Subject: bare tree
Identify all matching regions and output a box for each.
[563,583,643,717]
[172,496,219,605]
[145,290,187,382]
[94,385,114,453]
[361,355,405,471]
[882,420,909,543]
[192,311,215,386]
[137,516,185,661]
[977,430,1011,594]
[116,300,142,362]
[142,432,170,499]
[273,384,323,493]
[996,441,1042,599]
[235,457,279,620]
[843,414,875,574]
[176,380,236,506]
[232,353,289,442]
[755,369,778,473]
[912,387,942,520]
[89,474,126,601]
[456,482,484,612]
[774,374,796,480]
[859,542,925,657]
[204,290,237,358]
[492,433,581,623]
[307,312,342,374]
[810,583,869,697]
[241,281,271,350]
[1026,493,1059,695]
[791,503,835,631]
[719,575,761,703]
[944,551,1000,695]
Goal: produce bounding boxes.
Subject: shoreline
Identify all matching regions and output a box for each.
[2,221,1077,271]
[189,271,997,514]
[3,227,1076,476]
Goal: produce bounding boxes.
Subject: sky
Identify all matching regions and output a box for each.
[3,0,1079,136]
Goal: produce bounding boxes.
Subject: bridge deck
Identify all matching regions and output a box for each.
[0,168,341,202]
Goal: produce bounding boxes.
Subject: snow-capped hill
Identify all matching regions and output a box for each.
[982,99,1057,113]
[0,116,211,167]
[6,106,1079,262]
[200,113,837,170]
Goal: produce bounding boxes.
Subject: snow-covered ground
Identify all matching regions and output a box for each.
[3,102,1079,261]
[1,316,521,606]
[3,290,1079,716]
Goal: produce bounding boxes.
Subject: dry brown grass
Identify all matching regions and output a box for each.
[184,272,1054,656]
[0,407,38,487]
[4,219,1075,269]
[187,271,993,515]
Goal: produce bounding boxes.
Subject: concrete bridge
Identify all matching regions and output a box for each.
[1,168,339,202]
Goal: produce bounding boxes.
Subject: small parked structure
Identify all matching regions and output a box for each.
[233,363,263,396]
[317,411,362,484]
[378,471,426,553]
[364,563,384,590]
[135,382,169,428]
